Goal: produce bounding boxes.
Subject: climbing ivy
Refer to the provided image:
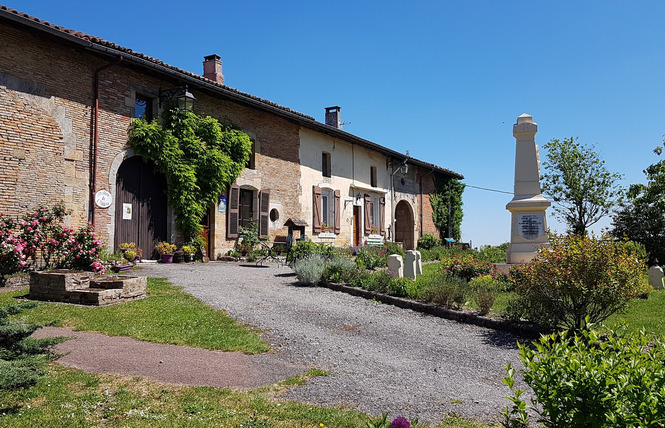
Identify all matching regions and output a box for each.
[128,108,252,241]
[430,176,465,241]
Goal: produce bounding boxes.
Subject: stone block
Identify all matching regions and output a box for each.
[387,254,403,279]
[649,265,664,290]
[404,250,417,280]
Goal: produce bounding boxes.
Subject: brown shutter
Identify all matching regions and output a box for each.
[379,196,386,236]
[313,186,322,233]
[226,184,240,239]
[334,190,341,234]
[259,189,270,239]
[364,194,371,234]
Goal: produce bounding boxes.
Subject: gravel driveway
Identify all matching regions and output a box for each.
[137,261,524,425]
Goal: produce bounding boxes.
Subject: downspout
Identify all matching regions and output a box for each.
[90,56,123,225]
[419,167,436,238]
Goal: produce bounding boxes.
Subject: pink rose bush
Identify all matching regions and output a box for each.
[0,204,105,281]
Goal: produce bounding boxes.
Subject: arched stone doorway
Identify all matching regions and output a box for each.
[394,200,415,250]
[114,156,168,259]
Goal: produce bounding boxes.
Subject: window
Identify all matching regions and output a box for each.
[364,194,386,236]
[322,152,331,177]
[370,166,377,187]
[134,94,153,121]
[313,186,340,234]
[227,186,270,239]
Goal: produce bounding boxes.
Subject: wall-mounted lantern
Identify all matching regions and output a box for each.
[158,85,196,111]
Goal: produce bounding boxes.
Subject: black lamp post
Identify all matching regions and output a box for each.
[159,85,196,111]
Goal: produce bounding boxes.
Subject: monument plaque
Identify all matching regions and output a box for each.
[517,214,544,240]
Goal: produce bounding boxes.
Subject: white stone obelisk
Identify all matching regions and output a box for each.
[506,114,551,263]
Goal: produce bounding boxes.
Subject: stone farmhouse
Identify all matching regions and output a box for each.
[0,5,463,259]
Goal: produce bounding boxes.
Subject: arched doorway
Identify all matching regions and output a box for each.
[114,156,168,258]
[394,200,415,250]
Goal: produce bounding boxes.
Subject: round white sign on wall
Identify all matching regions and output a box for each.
[95,190,112,208]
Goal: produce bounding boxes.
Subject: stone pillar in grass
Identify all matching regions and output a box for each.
[649,264,664,290]
[404,251,417,280]
[387,254,403,279]
[506,114,551,264]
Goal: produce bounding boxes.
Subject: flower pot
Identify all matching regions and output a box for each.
[133,256,140,265]
[161,254,174,263]
[184,254,193,262]
[112,264,132,273]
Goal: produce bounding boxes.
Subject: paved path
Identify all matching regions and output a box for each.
[133,262,523,424]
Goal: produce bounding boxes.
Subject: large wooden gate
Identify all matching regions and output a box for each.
[114,156,168,258]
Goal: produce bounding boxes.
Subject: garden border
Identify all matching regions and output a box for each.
[323,281,542,339]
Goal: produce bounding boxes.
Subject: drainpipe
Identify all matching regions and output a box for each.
[419,167,436,238]
[90,56,123,225]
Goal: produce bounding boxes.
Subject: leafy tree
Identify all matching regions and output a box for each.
[612,146,665,265]
[430,177,465,241]
[507,233,649,332]
[128,109,252,241]
[541,137,623,236]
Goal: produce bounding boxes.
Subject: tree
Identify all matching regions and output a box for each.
[430,177,465,241]
[612,146,665,265]
[541,137,623,236]
[128,108,252,241]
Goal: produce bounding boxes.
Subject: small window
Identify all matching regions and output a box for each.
[134,94,153,121]
[370,166,377,187]
[322,152,331,177]
[270,208,279,222]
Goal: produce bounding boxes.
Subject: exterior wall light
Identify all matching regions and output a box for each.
[159,85,196,111]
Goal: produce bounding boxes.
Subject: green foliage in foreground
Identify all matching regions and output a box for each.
[502,326,665,427]
[1,278,269,354]
[0,365,491,428]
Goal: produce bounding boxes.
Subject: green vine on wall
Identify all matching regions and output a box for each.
[430,176,465,241]
[128,108,252,241]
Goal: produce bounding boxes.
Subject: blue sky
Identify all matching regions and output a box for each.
[6,1,665,246]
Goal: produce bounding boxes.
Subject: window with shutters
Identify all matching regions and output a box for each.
[364,194,385,236]
[313,186,340,235]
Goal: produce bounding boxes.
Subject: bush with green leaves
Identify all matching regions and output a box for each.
[469,275,500,315]
[355,246,387,270]
[383,242,406,258]
[502,325,665,427]
[474,243,508,264]
[0,302,63,393]
[440,255,502,282]
[287,240,334,265]
[387,277,416,298]
[293,254,326,285]
[322,257,359,284]
[422,269,469,308]
[417,233,440,250]
[508,233,650,331]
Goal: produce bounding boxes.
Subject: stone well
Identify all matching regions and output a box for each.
[29,270,147,306]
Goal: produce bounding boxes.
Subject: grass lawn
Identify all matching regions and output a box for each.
[1,276,495,427]
[1,277,269,353]
[605,289,665,336]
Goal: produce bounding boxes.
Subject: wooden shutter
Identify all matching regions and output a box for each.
[379,196,386,236]
[364,194,371,234]
[313,186,322,233]
[226,184,240,239]
[259,189,270,239]
[334,190,341,234]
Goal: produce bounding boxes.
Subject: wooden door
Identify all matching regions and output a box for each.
[114,157,167,258]
[198,207,211,257]
[353,205,361,246]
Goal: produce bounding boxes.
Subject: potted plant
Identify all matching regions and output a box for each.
[155,241,177,263]
[321,222,330,233]
[181,245,195,262]
[123,249,137,264]
[370,225,379,235]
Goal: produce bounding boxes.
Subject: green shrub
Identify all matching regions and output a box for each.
[383,242,405,258]
[417,233,440,250]
[355,246,387,270]
[502,326,665,427]
[509,233,650,331]
[293,254,326,285]
[287,241,334,265]
[474,243,508,264]
[422,270,469,308]
[387,277,413,297]
[322,257,359,284]
[366,270,392,293]
[0,302,64,393]
[469,275,500,315]
[440,255,501,282]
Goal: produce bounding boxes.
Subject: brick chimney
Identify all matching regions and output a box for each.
[203,54,224,84]
[325,106,341,129]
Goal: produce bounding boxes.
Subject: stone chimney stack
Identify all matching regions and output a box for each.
[325,106,341,129]
[203,54,224,85]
